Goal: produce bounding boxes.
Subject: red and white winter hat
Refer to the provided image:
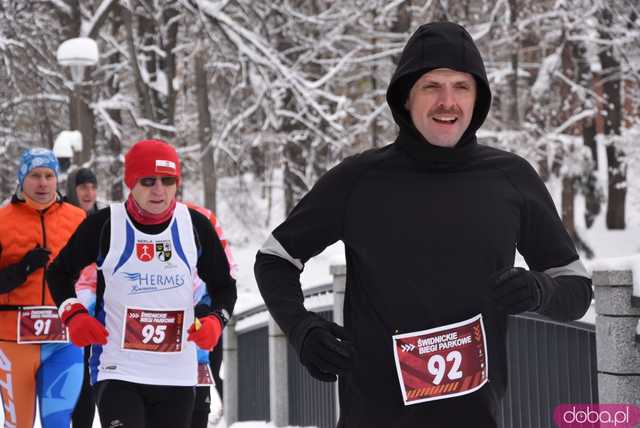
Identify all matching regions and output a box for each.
[124,139,181,189]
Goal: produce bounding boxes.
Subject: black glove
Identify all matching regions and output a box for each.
[194,303,211,319]
[300,321,354,382]
[20,247,50,275]
[488,267,543,314]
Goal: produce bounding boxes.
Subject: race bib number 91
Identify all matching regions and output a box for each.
[392,314,488,405]
[122,307,185,353]
[18,306,68,344]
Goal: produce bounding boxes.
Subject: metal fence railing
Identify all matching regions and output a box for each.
[238,326,269,421]
[287,310,336,428]
[497,313,597,428]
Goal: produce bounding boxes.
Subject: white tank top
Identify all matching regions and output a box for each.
[96,202,198,386]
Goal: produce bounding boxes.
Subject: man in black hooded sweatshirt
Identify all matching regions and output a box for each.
[254,22,592,427]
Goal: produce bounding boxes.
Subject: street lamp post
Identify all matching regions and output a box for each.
[56,37,99,166]
[53,129,82,169]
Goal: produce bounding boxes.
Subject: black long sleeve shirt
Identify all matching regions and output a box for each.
[255,141,592,427]
[257,22,592,428]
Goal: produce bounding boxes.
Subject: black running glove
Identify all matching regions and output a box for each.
[300,321,355,382]
[0,246,50,293]
[488,267,545,314]
[20,246,51,274]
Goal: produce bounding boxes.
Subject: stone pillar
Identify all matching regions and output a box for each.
[223,318,238,426]
[269,317,289,426]
[331,264,347,423]
[594,270,640,404]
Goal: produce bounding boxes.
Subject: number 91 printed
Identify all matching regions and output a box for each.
[18,307,68,343]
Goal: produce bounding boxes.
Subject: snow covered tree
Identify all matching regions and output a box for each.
[596,4,628,229]
[1,0,638,239]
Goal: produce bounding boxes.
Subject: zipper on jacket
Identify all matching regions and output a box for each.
[40,210,47,305]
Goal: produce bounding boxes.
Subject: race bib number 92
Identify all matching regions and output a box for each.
[392,314,488,405]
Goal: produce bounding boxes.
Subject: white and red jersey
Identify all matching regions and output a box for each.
[77,203,237,311]
[96,202,198,386]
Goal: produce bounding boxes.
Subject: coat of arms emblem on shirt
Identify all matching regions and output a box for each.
[136,241,154,262]
[156,240,172,262]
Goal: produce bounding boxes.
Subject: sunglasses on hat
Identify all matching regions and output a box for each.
[138,176,178,187]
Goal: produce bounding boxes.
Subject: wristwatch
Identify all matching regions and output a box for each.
[212,308,230,326]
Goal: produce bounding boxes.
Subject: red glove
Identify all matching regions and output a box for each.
[187,315,222,350]
[59,299,108,347]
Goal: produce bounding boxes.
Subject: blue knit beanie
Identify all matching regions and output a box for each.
[18,148,60,189]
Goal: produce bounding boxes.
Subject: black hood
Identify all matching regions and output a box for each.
[386,22,492,149]
[65,168,98,210]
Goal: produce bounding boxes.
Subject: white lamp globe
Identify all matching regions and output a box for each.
[56,38,99,82]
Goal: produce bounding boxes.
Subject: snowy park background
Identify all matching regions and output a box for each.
[1,0,639,427]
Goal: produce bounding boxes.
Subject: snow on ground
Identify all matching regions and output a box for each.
[232,240,345,314]
[189,170,346,315]
[581,220,640,299]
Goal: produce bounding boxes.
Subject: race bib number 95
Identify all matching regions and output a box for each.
[197,363,215,386]
[122,307,185,353]
[392,314,488,405]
